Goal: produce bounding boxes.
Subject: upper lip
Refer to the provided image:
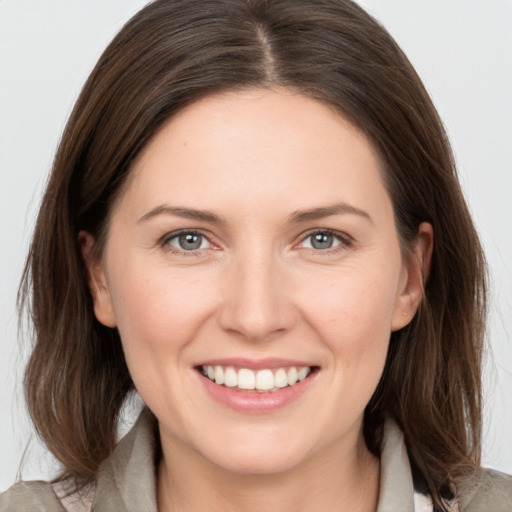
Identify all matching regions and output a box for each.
[195,358,317,370]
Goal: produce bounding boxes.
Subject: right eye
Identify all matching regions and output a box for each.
[163,231,211,252]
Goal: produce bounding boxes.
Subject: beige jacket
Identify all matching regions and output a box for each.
[1,409,511,511]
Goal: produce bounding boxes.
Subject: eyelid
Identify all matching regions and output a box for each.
[295,228,353,251]
[159,228,217,254]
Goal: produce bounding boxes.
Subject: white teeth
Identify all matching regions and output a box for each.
[201,365,312,391]
[224,367,237,387]
[256,369,274,390]
[214,365,224,385]
[297,367,309,381]
[238,368,256,390]
[274,368,288,388]
[287,367,298,386]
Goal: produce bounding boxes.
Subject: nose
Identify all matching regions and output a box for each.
[217,250,297,342]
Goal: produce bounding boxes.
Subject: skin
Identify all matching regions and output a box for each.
[82,88,432,512]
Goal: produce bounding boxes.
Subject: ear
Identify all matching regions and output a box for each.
[391,222,433,331]
[78,231,117,328]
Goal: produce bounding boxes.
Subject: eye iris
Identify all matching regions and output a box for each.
[311,232,333,249]
[179,233,202,250]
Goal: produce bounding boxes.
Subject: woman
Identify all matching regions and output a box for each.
[1,0,511,510]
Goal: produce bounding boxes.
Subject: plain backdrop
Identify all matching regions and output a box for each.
[1,0,511,492]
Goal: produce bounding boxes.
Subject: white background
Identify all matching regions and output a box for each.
[1,0,511,492]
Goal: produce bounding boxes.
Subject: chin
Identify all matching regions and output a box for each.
[191,428,314,476]
[208,449,306,476]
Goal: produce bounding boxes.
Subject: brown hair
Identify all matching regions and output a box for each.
[20,0,486,509]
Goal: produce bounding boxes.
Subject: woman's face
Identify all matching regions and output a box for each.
[87,89,427,475]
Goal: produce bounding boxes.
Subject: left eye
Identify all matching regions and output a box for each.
[299,231,345,250]
[166,232,211,251]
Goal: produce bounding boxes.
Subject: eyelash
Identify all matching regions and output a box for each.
[297,229,353,254]
[160,229,214,256]
[159,228,353,256]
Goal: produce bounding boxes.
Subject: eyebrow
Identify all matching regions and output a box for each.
[138,202,372,225]
[288,203,373,224]
[138,205,225,224]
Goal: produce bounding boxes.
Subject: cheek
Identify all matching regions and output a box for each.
[296,262,399,385]
[107,260,218,355]
[105,260,221,415]
[299,265,399,341]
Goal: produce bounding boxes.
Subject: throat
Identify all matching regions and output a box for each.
[157,431,380,512]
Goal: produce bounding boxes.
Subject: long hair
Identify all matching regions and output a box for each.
[20,1,486,509]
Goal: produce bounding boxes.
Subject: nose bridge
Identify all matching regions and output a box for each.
[218,244,294,341]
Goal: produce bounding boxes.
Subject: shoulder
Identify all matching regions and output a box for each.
[0,480,65,511]
[0,480,94,512]
[458,468,512,512]
[0,409,155,512]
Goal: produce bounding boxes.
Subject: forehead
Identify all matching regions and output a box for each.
[115,88,390,220]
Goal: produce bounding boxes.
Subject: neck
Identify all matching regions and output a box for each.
[157,426,380,512]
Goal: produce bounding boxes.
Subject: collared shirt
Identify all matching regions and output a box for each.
[1,408,511,511]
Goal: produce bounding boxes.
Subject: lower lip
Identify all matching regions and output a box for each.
[197,371,316,413]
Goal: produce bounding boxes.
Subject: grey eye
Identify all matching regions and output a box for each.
[310,232,335,250]
[168,232,209,251]
[299,231,345,251]
[178,233,203,250]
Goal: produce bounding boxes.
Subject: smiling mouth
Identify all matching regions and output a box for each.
[199,365,317,393]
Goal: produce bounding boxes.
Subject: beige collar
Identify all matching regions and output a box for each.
[90,408,427,512]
